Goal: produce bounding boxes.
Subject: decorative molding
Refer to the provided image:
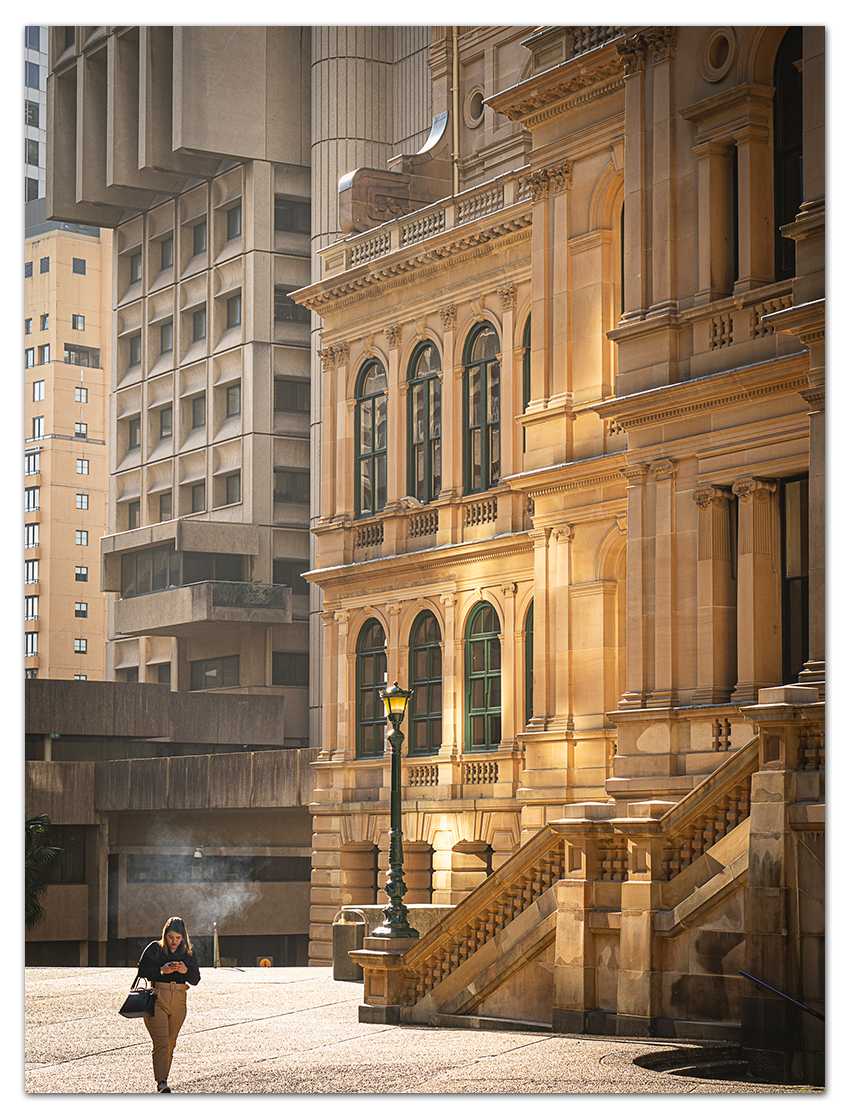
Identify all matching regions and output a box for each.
[501,582,517,598]
[693,484,732,510]
[318,346,335,371]
[333,341,349,364]
[519,159,573,202]
[553,525,575,543]
[496,60,624,123]
[440,592,457,607]
[731,478,776,503]
[386,601,402,615]
[333,609,350,624]
[470,296,486,323]
[360,334,375,359]
[620,463,650,486]
[384,323,401,348]
[645,26,675,64]
[616,33,647,75]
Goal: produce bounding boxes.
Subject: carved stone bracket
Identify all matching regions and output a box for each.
[360,334,375,359]
[384,323,401,348]
[498,283,517,312]
[413,317,427,341]
[470,296,486,323]
[501,582,517,598]
[318,346,335,371]
[333,341,350,365]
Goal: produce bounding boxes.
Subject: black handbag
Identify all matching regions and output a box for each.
[119,972,157,1018]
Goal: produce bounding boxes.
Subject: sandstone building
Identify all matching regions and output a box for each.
[43,25,824,1082]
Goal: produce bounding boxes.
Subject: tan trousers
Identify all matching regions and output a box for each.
[144,982,188,1084]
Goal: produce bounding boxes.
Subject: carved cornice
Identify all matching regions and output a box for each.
[298,215,532,313]
[492,53,624,124]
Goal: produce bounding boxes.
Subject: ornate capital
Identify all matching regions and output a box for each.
[617,33,648,76]
[320,609,336,626]
[520,160,572,201]
[650,458,678,482]
[440,591,457,607]
[731,478,777,502]
[333,341,350,364]
[333,609,350,625]
[553,525,575,543]
[438,304,457,331]
[501,582,517,599]
[318,346,335,372]
[547,160,572,193]
[620,463,649,486]
[386,601,402,615]
[645,26,675,64]
[384,323,401,348]
[693,484,733,510]
[528,527,551,545]
[498,283,517,312]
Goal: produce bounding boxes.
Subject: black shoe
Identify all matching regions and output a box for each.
[157,1082,171,1093]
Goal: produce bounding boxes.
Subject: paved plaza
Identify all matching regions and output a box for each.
[24,966,821,1102]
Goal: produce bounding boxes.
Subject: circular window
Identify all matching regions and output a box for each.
[699,28,736,83]
[464,86,485,129]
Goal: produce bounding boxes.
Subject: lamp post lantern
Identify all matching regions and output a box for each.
[371,681,419,940]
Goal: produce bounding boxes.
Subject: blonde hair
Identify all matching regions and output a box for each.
[159,916,194,956]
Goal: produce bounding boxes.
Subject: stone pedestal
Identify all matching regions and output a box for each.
[350,935,420,1024]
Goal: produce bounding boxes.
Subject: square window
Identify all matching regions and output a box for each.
[227,204,242,239]
[128,500,141,530]
[25,318,32,335]
[274,288,310,323]
[193,307,206,341]
[40,257,49,274]
[192,395,206,428]
[225,473,241,505]
[25,349,34,368]
[75,602,87,618]
[191,482,206,512]
[75,566,88,582]
[76,493,88,509]
[159,491,173,521]
[25,62,40,90]
[226,293,242,329]
[33,380,44,401]
[26,100,39,128]
[75,530,89,546]
[74,638,87,654]
[75,422,87,438]
[226,384,241,417]
[129,251,142,283]
[274,378,310,413]
[129,334,142,366]
[25,262,33,279]
[159,405,173,439]
[160,321,173,353]
[72,258,86,275]
[274,197,311,233]
[161,236,174,270]
[193,221,207,256]
[72,314,85,330]
[77,459,89,475]
[33,416,44,438]
[75,386,88,403]
[38,344,50,364]
[128,416,141,448]
[26,138,39,166]
[41,314,49,330]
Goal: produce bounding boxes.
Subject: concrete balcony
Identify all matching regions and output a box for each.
[113,580,292,638]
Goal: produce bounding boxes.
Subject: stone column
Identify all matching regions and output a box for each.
[616,33,650,320]
[527,173,553,407]
[498,283,518,478]
[500,582,517,742]
[527,528,551,727]
[733,118,774,293]
[692,485,736,704]
[436,305,457,541]
[333,608,351,762]
[317,347,336,520]
[692,140,735,303]
[438,592,458,758]
[646,27,677,316]
[619,464,649,708]
[649,458,678,707]
[731,478,781,702]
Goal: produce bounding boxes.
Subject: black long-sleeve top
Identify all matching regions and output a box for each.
[137,940,201,986]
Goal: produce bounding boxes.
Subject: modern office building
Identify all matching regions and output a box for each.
[25,202,113,680]
[45,25,824,1081]
[25,25,48,202]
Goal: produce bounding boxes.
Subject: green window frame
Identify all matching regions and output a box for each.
[463,324,501,493]
[408,611,442,756]
[524,602,534,726]
[780,475,809,684]
[465,602,502,752]
[407,343,442,504]
[355,360,387,518]
[356,619,387,758]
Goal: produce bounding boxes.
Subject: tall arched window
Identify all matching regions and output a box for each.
[465,602,502,752]
[408,343,442,504]
[463,324,500,493]
[355,360,387,517]
[774,26,803,280]
[408,610,442,756]
[356,619,387,758]
[524,602,534,726]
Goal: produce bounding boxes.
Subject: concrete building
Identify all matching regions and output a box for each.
[44,25,824,1083]
[25,26,48,202]
[25,201,113,680]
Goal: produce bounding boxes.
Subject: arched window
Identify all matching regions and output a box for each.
[408,343,442,504]
[463,324,500,493]
[355,360,387,517]
[465,602,502,752]
[773,27,803,280]
[524,602,534,726]
[408,610,442,756]
[356,619,387,758]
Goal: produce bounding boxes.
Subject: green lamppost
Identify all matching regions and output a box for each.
[371,681,419,940]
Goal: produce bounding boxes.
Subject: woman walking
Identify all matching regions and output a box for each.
[137,916,201,1093]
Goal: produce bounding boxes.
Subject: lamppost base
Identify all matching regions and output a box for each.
[369,924,420,941]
